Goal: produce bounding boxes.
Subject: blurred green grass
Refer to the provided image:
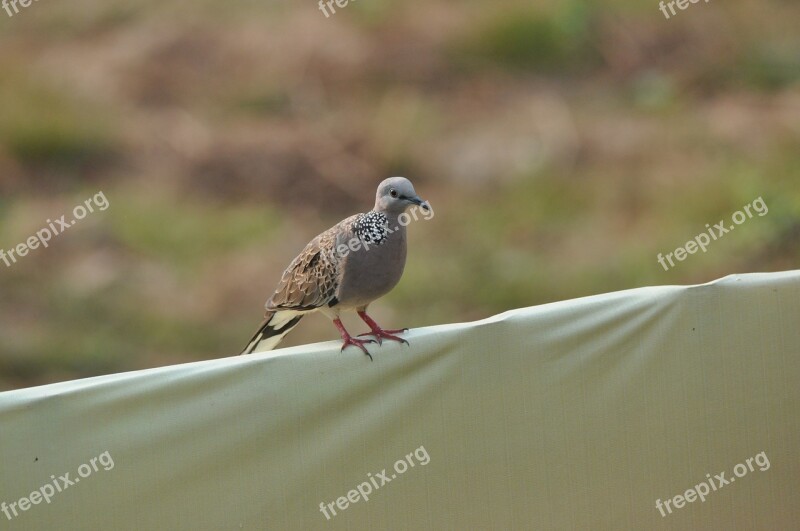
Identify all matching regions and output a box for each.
[451,2,600,73]
[0,66,117,170]
[109,194,283,270]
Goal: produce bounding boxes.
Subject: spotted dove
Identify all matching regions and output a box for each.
[241,177,430,359]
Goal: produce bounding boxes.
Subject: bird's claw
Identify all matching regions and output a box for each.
[384,328,409,334]
[341,336,376,360]
[358,328,409,346]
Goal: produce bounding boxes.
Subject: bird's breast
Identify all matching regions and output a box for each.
[334,228,407,308]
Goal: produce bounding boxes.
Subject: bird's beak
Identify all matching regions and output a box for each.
[409,196,431,211]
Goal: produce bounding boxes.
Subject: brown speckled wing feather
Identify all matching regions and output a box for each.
[265,215,359,311]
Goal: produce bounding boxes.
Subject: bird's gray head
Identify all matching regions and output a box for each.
[374,177,430,214]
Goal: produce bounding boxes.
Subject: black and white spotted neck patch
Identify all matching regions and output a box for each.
[354,211,389,246]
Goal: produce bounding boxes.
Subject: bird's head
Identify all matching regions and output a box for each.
[374,177,430,214]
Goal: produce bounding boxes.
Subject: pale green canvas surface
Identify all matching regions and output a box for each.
[1,271,798,530]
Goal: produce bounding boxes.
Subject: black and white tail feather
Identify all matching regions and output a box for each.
[241,311,304,354]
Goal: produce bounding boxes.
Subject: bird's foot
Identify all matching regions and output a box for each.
[358,327,409,346]
[355,312,409,347]
[334,318,375,360]
[341,336,376,360]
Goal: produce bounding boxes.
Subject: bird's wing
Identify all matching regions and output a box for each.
[265,215,359,312]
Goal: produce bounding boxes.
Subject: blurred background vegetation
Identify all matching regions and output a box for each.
[0,0,798,389]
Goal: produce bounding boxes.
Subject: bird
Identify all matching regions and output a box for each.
[241,177,430,359]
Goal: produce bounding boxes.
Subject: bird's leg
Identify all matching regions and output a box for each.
[356,311,409,346]
[333,318,375,360]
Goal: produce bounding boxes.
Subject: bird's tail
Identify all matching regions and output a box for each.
[241,310,304,355]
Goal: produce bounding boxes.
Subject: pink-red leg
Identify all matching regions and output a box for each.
[357,311,409,346]
[333,318,375,360]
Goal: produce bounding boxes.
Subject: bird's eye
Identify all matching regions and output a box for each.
[390,189,398,198]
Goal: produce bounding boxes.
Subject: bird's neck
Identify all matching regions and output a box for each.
[374,209,405,225]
